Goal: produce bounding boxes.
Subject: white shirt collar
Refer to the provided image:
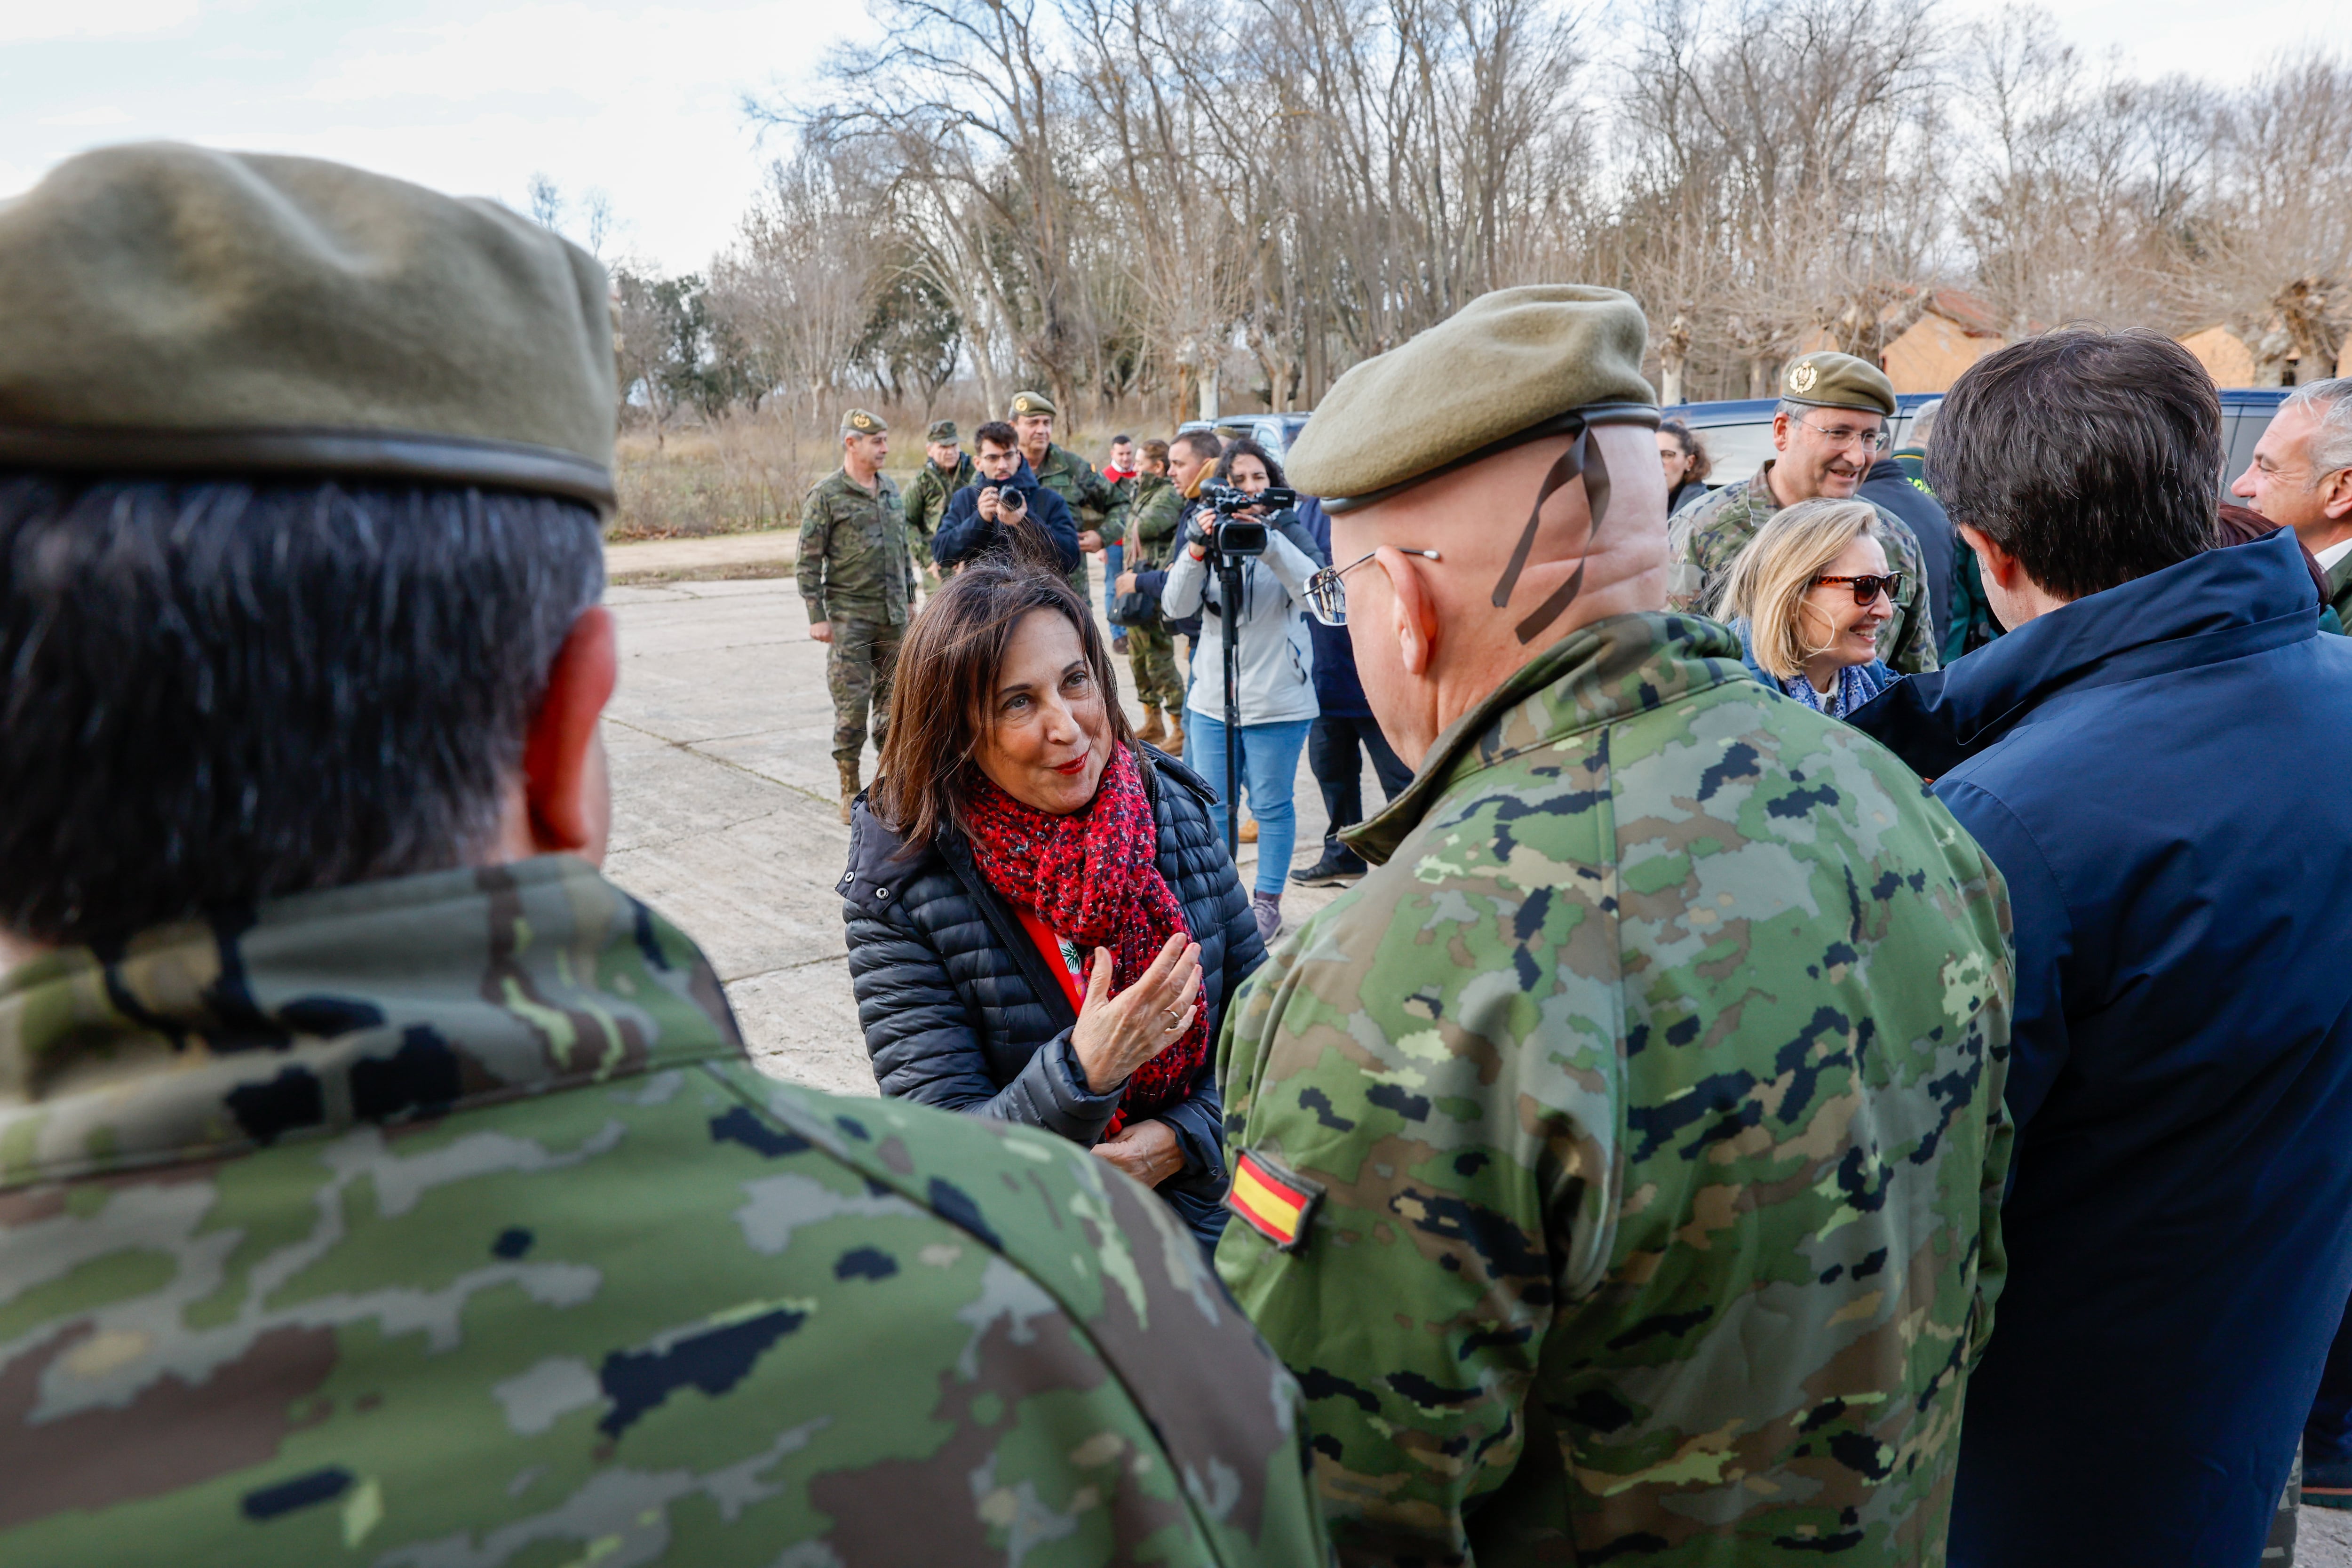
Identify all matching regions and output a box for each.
[2313,536,2352,573]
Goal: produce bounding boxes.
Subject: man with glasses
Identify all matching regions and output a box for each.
[1669,351,1939,674]
[1220,285,2015,1567]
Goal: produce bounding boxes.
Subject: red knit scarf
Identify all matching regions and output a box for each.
[961,743,1200,1135]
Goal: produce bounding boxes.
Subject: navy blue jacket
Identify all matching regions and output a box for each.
[837,745,1257,1253]
[1297,497,1376,719]
[1850,529,2352,1568]
[933,460,1081,573]
[1859,457,1956,661]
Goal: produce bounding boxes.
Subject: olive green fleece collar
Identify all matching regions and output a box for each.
[0,857,740,1187]
[1343,612,1749,866]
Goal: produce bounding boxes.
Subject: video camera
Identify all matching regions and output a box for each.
[1197,484,1296,559]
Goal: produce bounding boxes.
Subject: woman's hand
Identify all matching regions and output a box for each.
[1091,1118,1184,1186]
[1069,932,1201,1093]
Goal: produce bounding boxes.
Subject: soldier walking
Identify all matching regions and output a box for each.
[798,409,915,822]
[1219,287,2015,1566]
[1668,351,1940,673]
[901,418,972,592]
[1009,390,1126,596]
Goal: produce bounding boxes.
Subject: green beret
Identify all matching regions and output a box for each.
[841,408,888,438]
[926,419,959,444]
[1779,351,1895,418]
[0,143,617,510]
[1009,390,1056,419]
[1286,285,1656,508]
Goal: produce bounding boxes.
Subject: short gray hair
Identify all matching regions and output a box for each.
[2282,378,2352,480]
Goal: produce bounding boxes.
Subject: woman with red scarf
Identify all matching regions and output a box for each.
[839,555,1263,1251]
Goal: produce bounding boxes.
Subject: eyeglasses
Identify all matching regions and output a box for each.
[1303,548,1442,626]
[1793,417,1891,454]
[1813,572,1905,606]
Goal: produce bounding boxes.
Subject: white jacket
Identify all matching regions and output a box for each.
[1161,529,1320,726]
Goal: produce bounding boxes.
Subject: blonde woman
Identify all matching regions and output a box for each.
[1718,498,1902,719]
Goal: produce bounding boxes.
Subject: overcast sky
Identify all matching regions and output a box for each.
[1,0,2341,276]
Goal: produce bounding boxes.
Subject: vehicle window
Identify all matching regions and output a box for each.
[2225,409,2272,482]
[1687,421,1780,488]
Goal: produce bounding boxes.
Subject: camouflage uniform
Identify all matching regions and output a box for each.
[0,855,1333,1567]
[1029,442,1126,598]
[2328,552,2352,632]
[798,466,916,768]
[1122,472,1186,714]
[1215,612,2014,1566]
[1667,464,1940,675]
[903,451,974,591]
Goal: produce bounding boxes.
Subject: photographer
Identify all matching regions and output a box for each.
[933,420,1081,575]
[1159,438,1320,943]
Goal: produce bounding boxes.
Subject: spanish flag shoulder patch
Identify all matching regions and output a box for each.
[1227,1148,1324,1252]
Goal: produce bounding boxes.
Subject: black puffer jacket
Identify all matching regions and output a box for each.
[838,744,1261,1250]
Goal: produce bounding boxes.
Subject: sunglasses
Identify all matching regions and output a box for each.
[1814,572,1905,606]
[1304,548,1443,626]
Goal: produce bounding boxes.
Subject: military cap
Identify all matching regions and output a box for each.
[1009,390,1056,419]
[840,408,888,438]
[926,419,959,444]
[1779,350,1896,418]
[0,143,617,511]
[1287,285,1657,509]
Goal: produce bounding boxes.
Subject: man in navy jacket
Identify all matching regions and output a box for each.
[933,420,1081,577]
[1850,329,2352,1567]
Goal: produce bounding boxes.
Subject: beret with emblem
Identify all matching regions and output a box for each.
[840,408,888,438]
[1009,390,1056,419]
[0,142,618,511]
[1286,285,1656,508]
[1779,350,1896,418]
[926,419,958,444]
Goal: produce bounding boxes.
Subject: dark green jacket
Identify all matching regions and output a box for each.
[0,856,1333,1567]
[2327,551,2352,634]
[1030,443,1128,543]
[1126,472,1182,569]
[903,452,974,551]
[797,467,914,627]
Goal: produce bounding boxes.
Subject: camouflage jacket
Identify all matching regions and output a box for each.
[904,452,976,549]
[1215,613,2015,1568]
[2328,550,2352,633]
[1667,466,1940,675]
[0,856,1332,1568]
[1127,473,1183,570]
[797,466,915,628]
[1032,443,1128,543]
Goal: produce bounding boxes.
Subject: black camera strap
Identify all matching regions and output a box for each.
[1491,422,1615,644]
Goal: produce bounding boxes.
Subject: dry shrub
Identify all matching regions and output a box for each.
[609,416,816,541]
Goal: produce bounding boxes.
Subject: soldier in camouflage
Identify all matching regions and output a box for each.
[1220,286,2016,1566]
[0,143,1332,1568]
[1120,438,1187,744]
[1668,353,1939,676]
[903,418,975,594]
[799,409,919,823]
[1012,390,1128,597]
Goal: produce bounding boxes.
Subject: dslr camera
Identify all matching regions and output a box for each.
[1197,483,1296,559]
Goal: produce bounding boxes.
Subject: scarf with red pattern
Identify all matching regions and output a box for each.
[961,743,1200,1134]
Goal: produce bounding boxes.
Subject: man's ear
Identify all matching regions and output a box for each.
[1771,411,1794,455]
[1958,524,2021,589]
[1379,546,1441,678]
[524,607,619,856]
[2322,467,2352,521]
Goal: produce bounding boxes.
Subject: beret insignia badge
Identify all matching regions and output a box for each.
[1788,361,1819,395]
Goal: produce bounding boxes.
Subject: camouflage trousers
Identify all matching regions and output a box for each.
[1128,622,1184,712]
[827,617,903,765]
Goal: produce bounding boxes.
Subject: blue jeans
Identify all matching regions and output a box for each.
[1102,543,1124,623]
[1182,710,1311,896]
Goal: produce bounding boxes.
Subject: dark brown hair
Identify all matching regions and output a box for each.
[1212,436,1287,489]
[2217,502,2330,605]
[871,555,1134,852]
[1660,417,1713,483]
[1140,438,1170,468]
[974,420,1018,453]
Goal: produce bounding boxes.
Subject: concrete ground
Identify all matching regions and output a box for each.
[598,542,1378,1099]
